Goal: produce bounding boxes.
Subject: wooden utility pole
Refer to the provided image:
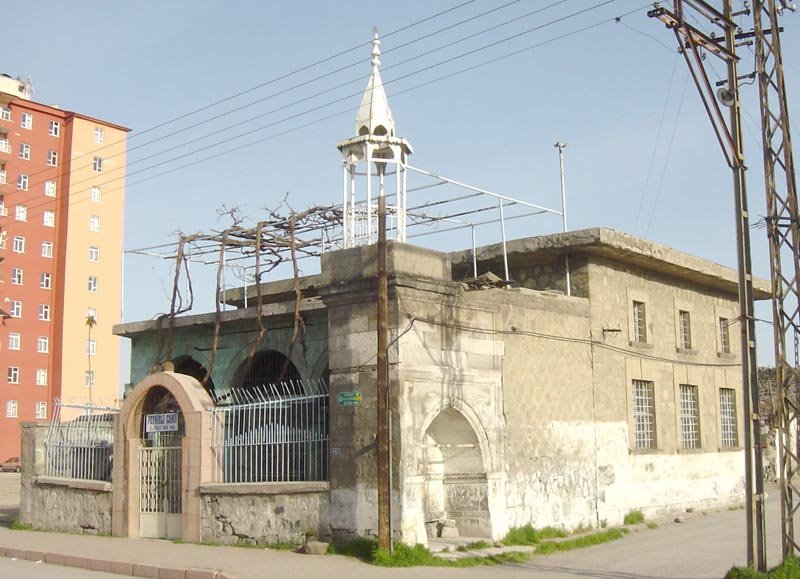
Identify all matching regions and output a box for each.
[376,195,391,551]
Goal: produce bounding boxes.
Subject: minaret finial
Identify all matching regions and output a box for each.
[371,27,381,72]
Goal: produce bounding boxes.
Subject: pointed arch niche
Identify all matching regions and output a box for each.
[420,407,492,538]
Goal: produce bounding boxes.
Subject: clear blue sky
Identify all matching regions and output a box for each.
[8,1,800,385]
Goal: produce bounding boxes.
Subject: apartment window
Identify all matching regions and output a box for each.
[43,210,55,228]
[0,136,8,153]
[678,310,692,350]
[632,301,647,343]
[93,127,104,144]
[35,402,47,419]
[679,384,701,450]
[86,339,96,356]
[10,267,23,285]
[632,380,656,449]
[21,112,32,129]
[35,368,47,386]
[88,246,100,262]
[17,173,28,190]
[18,143,30,160]
[45,180,56,197]
[41,241,53,258]
[15,204,27,221]
[48,120,60,137]
[6,401,18,418]
[13,236,25,253]
[0,107,10,121]
[8,333,20,350]
[0,169,6,185]
[92,156,103,172]
[37,336,49,353]
[7,367,19,384]
[40,272,51,289]
[38,304,50,321]
[87,307,97,322]
[10,301,21,318]
[719,318,731,354]
[46,150,58,166]
[88,276,99,292]
[85,370,95,388]
[90,186,102,202]
[720,388,738,448]
[0,231,5,249]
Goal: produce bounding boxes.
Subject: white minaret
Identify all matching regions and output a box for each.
[337,29,413,247]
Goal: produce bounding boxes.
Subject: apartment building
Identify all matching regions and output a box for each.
[0,74,128,461]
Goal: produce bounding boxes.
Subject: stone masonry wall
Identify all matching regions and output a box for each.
[28,481,112,534]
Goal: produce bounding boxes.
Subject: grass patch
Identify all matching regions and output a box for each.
[10,518,33,531]
[623,510,645,525]
[535,529,629,555]
[646,522,659,530]
[725,556,800,578]
[456,540,493,552]
[503,525,568,546]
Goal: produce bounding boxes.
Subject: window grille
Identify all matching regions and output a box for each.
[632,380,656,449]
[680,384,701,449]
[210,378,329,483]
[719,318,731,354]
[720,388,738,447]
[633,301,647,343]
[679,310,692,349]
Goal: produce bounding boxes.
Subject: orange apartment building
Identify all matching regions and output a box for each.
[0,75,128,461]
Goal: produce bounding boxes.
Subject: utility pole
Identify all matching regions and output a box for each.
[555,142,571,296]
[376,195,391,552]
[649,0,766,569]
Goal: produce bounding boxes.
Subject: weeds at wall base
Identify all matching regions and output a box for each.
[725,556,800,578]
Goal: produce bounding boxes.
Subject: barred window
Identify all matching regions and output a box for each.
[678,310,692,349]
[719,318,731,354]
[632,380,656,449]
[633,301,647,343]
[720,388,738,447]
[680,384,701,449]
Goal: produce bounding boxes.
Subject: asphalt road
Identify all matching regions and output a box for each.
[0,557,122,579]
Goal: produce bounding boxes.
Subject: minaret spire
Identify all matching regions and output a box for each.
[355,28,395,138]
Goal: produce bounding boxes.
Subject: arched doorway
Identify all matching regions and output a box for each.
[421,408,491,538]
[233,350,303,398]
[138,387,184,539]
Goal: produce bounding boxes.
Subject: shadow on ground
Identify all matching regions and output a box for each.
[0,506,19,528]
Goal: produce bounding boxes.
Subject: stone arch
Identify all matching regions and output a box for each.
[112,371,214,542]
[230,349,304,397]
[173,355,216,400]
[419,405,492,539]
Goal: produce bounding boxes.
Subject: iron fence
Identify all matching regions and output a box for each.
[210,379,329,483]
[45,399,119,482]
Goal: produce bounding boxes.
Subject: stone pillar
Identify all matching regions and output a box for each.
[19,423,48,525]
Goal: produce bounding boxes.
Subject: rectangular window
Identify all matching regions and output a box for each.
[48,120,60,137]
[679,384,701,449]
[90,215,101,232]
[720,388,738,448]
[35,368,47,386]
[632,380,656,449]
[38,304,50,321]
[35,402,47,419]
[8,333,20,350]
[85,370,95,388]
[87,307,97,322]
[6,401,18,418]
[10,300,21,318]
[17,173,28,190]
[37,336,49,353]
[12,236,24,253]
[88,276,99,292]
[0,169,6,185]
[679,310,692,350]
[92,157,103,172]
[46,150,58,166]
[21,112,32,129]
[19,143,30,160]
[7,367,19,384]
[86,339,96,356]
[41,241,53,258]
[40,272,51,289]
[89,246,100,262]
[633,301,647,343]
[90,186,102,202]
[45,180,56,197]
[43,210,55,227]
[94,127,104,143]
[15,204,27,221]
[10,267,23,285]
[719,318,731,354]
[0,136,8,153]
[0,107,10,121]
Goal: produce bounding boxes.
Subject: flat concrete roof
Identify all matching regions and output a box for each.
[449,227,771,300]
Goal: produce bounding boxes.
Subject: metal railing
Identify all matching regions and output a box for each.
[44,399,119,482]
[210,379,329,484]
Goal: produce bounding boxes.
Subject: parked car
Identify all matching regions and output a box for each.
[0,457,20,473]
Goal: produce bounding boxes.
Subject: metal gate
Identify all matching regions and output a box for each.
[139,444,182,539]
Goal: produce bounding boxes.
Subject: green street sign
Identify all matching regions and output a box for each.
[337,391,362,406]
